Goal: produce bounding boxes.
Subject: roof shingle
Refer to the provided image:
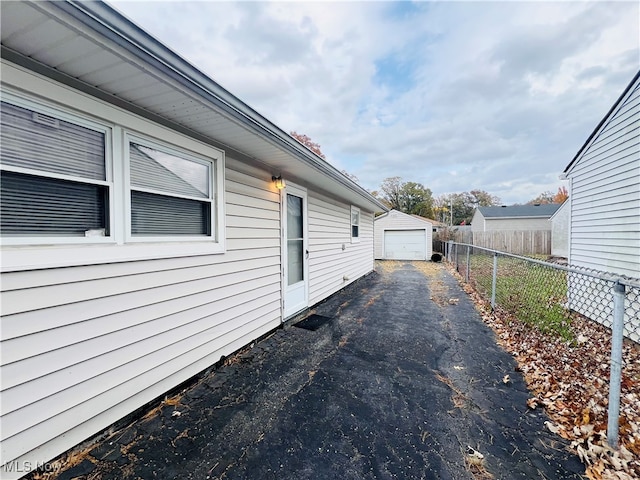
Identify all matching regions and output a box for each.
[478,204,561,219]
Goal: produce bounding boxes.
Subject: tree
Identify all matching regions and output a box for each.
[469,189,500,208]
[553,186,569,203]
[435,190,500,226]
[290,131,325,159]
[527,191,555,205]
[528,186,569,205]
[402,181,434,218]
[379,176,403,210]
[378,177,434,218]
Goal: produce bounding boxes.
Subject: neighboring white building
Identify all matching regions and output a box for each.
[470,204,561,232]
[562,71,640,278]
[374,210,433,260]
[550,199,570,258]
[0,2,387,477]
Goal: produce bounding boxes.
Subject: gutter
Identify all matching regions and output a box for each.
[48,0,387,211]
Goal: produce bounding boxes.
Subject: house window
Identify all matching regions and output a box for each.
[127,138,214,238]
[0,100,110,239]
[0,84,226,269]
[351,206,360,242]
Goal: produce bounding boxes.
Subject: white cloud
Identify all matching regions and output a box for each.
[109,0,639,204]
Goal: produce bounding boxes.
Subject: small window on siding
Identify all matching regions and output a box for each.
[351,206,360,243]
[128,138,215,237]
[0,100,110,238]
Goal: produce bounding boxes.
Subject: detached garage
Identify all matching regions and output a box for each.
[374,210,433,260]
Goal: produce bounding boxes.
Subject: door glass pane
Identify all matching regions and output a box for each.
[287,194,304,285]
[287,194,303,239]
[287,239,304,285]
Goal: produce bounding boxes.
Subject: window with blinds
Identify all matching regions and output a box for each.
[351,206,360,242]
[0,94,220,245]
[0,101,109,237]
[128,140,213,236]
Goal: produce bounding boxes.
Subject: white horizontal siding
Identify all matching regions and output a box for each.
[374,211,433,259]
[568,78,640,279]
[307,191,374,306]
[551,201,570,257]
[484,217,551,231]
[0,156,283,472]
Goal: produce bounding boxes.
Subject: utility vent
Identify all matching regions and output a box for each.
[32,112,59,128]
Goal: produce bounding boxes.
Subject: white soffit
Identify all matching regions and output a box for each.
[0,0,387,212]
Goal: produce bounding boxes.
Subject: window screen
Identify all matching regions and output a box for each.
[128,140,213,236]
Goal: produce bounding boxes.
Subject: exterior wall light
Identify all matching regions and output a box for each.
[272,175,286,190]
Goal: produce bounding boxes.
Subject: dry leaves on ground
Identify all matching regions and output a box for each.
[448,266,640,480]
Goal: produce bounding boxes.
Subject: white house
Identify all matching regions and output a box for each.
[470,204,561,232]
[374,210,433,260]
[562,71,640,278]
[550,199,570,258]
[561,71,639,343]
[0,2,387,478]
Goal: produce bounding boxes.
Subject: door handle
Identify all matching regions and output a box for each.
[306,249,309,258]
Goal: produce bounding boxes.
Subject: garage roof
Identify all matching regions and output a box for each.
[478,204,561,219]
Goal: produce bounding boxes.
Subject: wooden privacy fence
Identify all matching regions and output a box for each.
[471,230,551,255]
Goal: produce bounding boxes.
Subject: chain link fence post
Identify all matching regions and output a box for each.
[465,245,470,283]
[607,281,626,448]
[447,240,453,263]
[491,252,498,310]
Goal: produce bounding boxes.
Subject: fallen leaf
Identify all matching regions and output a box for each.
[545,421,560,434]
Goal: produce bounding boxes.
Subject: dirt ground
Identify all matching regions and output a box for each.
[40,261,584,480]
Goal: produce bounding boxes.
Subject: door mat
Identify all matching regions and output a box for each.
[293,314,334,331]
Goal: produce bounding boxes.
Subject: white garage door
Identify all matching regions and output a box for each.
[384,230,426,260]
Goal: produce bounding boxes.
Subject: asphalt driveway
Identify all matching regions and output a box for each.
[53,261,584,480]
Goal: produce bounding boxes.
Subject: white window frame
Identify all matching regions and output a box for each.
[0,92,115,246]
[351,205,361,243]
[124,132,218,243]
[0,68,226,272]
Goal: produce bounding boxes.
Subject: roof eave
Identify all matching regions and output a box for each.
[43,1,387,212]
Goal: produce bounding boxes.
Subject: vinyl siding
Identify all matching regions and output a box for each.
[0,156,283,473]
[568,79,640,277]
[483,217,552,232]
[373,211,433,259]
[307,190,374,306]
[551,200,570,258]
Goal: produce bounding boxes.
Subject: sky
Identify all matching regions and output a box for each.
[109,0,639,205]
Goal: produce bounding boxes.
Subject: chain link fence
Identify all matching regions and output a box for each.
[435,240,640,448]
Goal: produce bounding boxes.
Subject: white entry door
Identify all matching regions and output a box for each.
[283,185,308,318]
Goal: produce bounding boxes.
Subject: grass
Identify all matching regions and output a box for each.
[465,254,573,340]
